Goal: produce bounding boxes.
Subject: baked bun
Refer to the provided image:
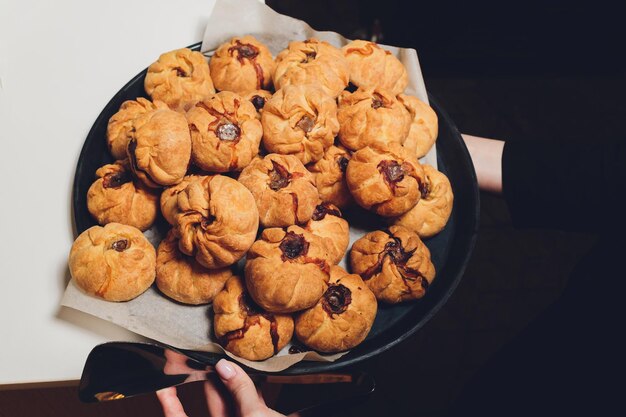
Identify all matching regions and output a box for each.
[69,223,156,302]
[391,164,453,238]
[172,175,259,269]
[243,90,273,118]
[187,91,262,172]
[350,225,435,303]
[127,107,191,188]
[307,144,353,208]
[160,175,201,226]
[397,94,438,158]
[238,154,318,227]
[213,275,294,361]
[261,84,338,165]
[106,98,167,160]
[209,36,275,94]
[144,48,215,112]
[273,38,349,98]
[337,87,411,151]
[295,266,377,352]
[342,40,408,95]
[87,160,159,231]
[156,231,233,305]
[245,226,331,313]
[346,143,425,217]
[304,202,350,265]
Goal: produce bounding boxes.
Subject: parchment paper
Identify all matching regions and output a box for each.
[62,0,436,372]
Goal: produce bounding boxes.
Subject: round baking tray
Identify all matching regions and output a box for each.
[72,42,479,374]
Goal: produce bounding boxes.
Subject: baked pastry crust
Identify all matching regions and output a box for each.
[69,223,156,302]
[262,84,339,165]
[160,175,201,225]
[346,143,425,217]
[337,87,411,151]
[307,144,353,208]
[172,175,259,269]
[144,48,215,112]
[392,164,453,238]
[273,38,349,98]
[214,275,294,361]
[245,226,331,313]
[238,154,318,227]
[350,225,435,303]
[209,36,275,94]
[156,231,233,305]
[187,91,262,172]
[304,202,350,265]
[106,98,167,160]
[243,90,273,118]
[342,40,408,95]
[397,94,438,158]
[87,160,159,231]
[127,107,191,188]
[295,266,377,353]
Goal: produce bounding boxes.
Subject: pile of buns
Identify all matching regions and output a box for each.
[68,36,453,361]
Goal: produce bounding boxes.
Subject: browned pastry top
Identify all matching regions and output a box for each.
[342,40,408,95]
[209,36,275,94]
[273,38,349,98]
[392,164,454,238]
[350,225,435,303]
[304,202,350,265]
[397,94,438,158]
[262,84,339,164]
[346,142,424,217]
[144,48,215,112]
[337,87,411,151]
[68,223,156,302]
[171,175,259,269]
[213,275,294,361]
[307,144,353,209]
[187,91,262,172]
[245,226,331,313]
[238,154,318,227]
[87,159,159,231]
[295,266,377,353]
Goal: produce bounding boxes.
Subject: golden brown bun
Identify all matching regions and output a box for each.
[144,48,215,112]
[238,154,318,227]
[127,107,191,188]
[187,91,262,172]
[213,276,294,361]
[273,38,349,98]
[342,40,408,95]
[397,94,438,158]
[156,231,233,305]
[242,90,273,119]
[69,223,156,302]
[337,87,411,151]
[262,84,339,165]
[87,160,159,231]
[391,164,453,238]
[209,36,275,94]
[245,226,331,313]
[350,225,435,303]
[172,175,259,269]
[295,266,377,352]
[160,175,202,225]
[346,143,425,217]
[106,98,167,160]
[304,202,350,265]
[307,144,353,208]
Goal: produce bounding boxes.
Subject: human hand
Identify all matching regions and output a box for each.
[461,134,504,194]
[157,359,285,417]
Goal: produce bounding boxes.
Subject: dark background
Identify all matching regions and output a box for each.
[2,1,625,416]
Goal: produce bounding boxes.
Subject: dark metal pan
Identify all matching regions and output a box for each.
[72,42,479,375]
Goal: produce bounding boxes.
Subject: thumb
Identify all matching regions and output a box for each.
[215,359,266,416]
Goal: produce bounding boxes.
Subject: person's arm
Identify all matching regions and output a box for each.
[462,134,626,233]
